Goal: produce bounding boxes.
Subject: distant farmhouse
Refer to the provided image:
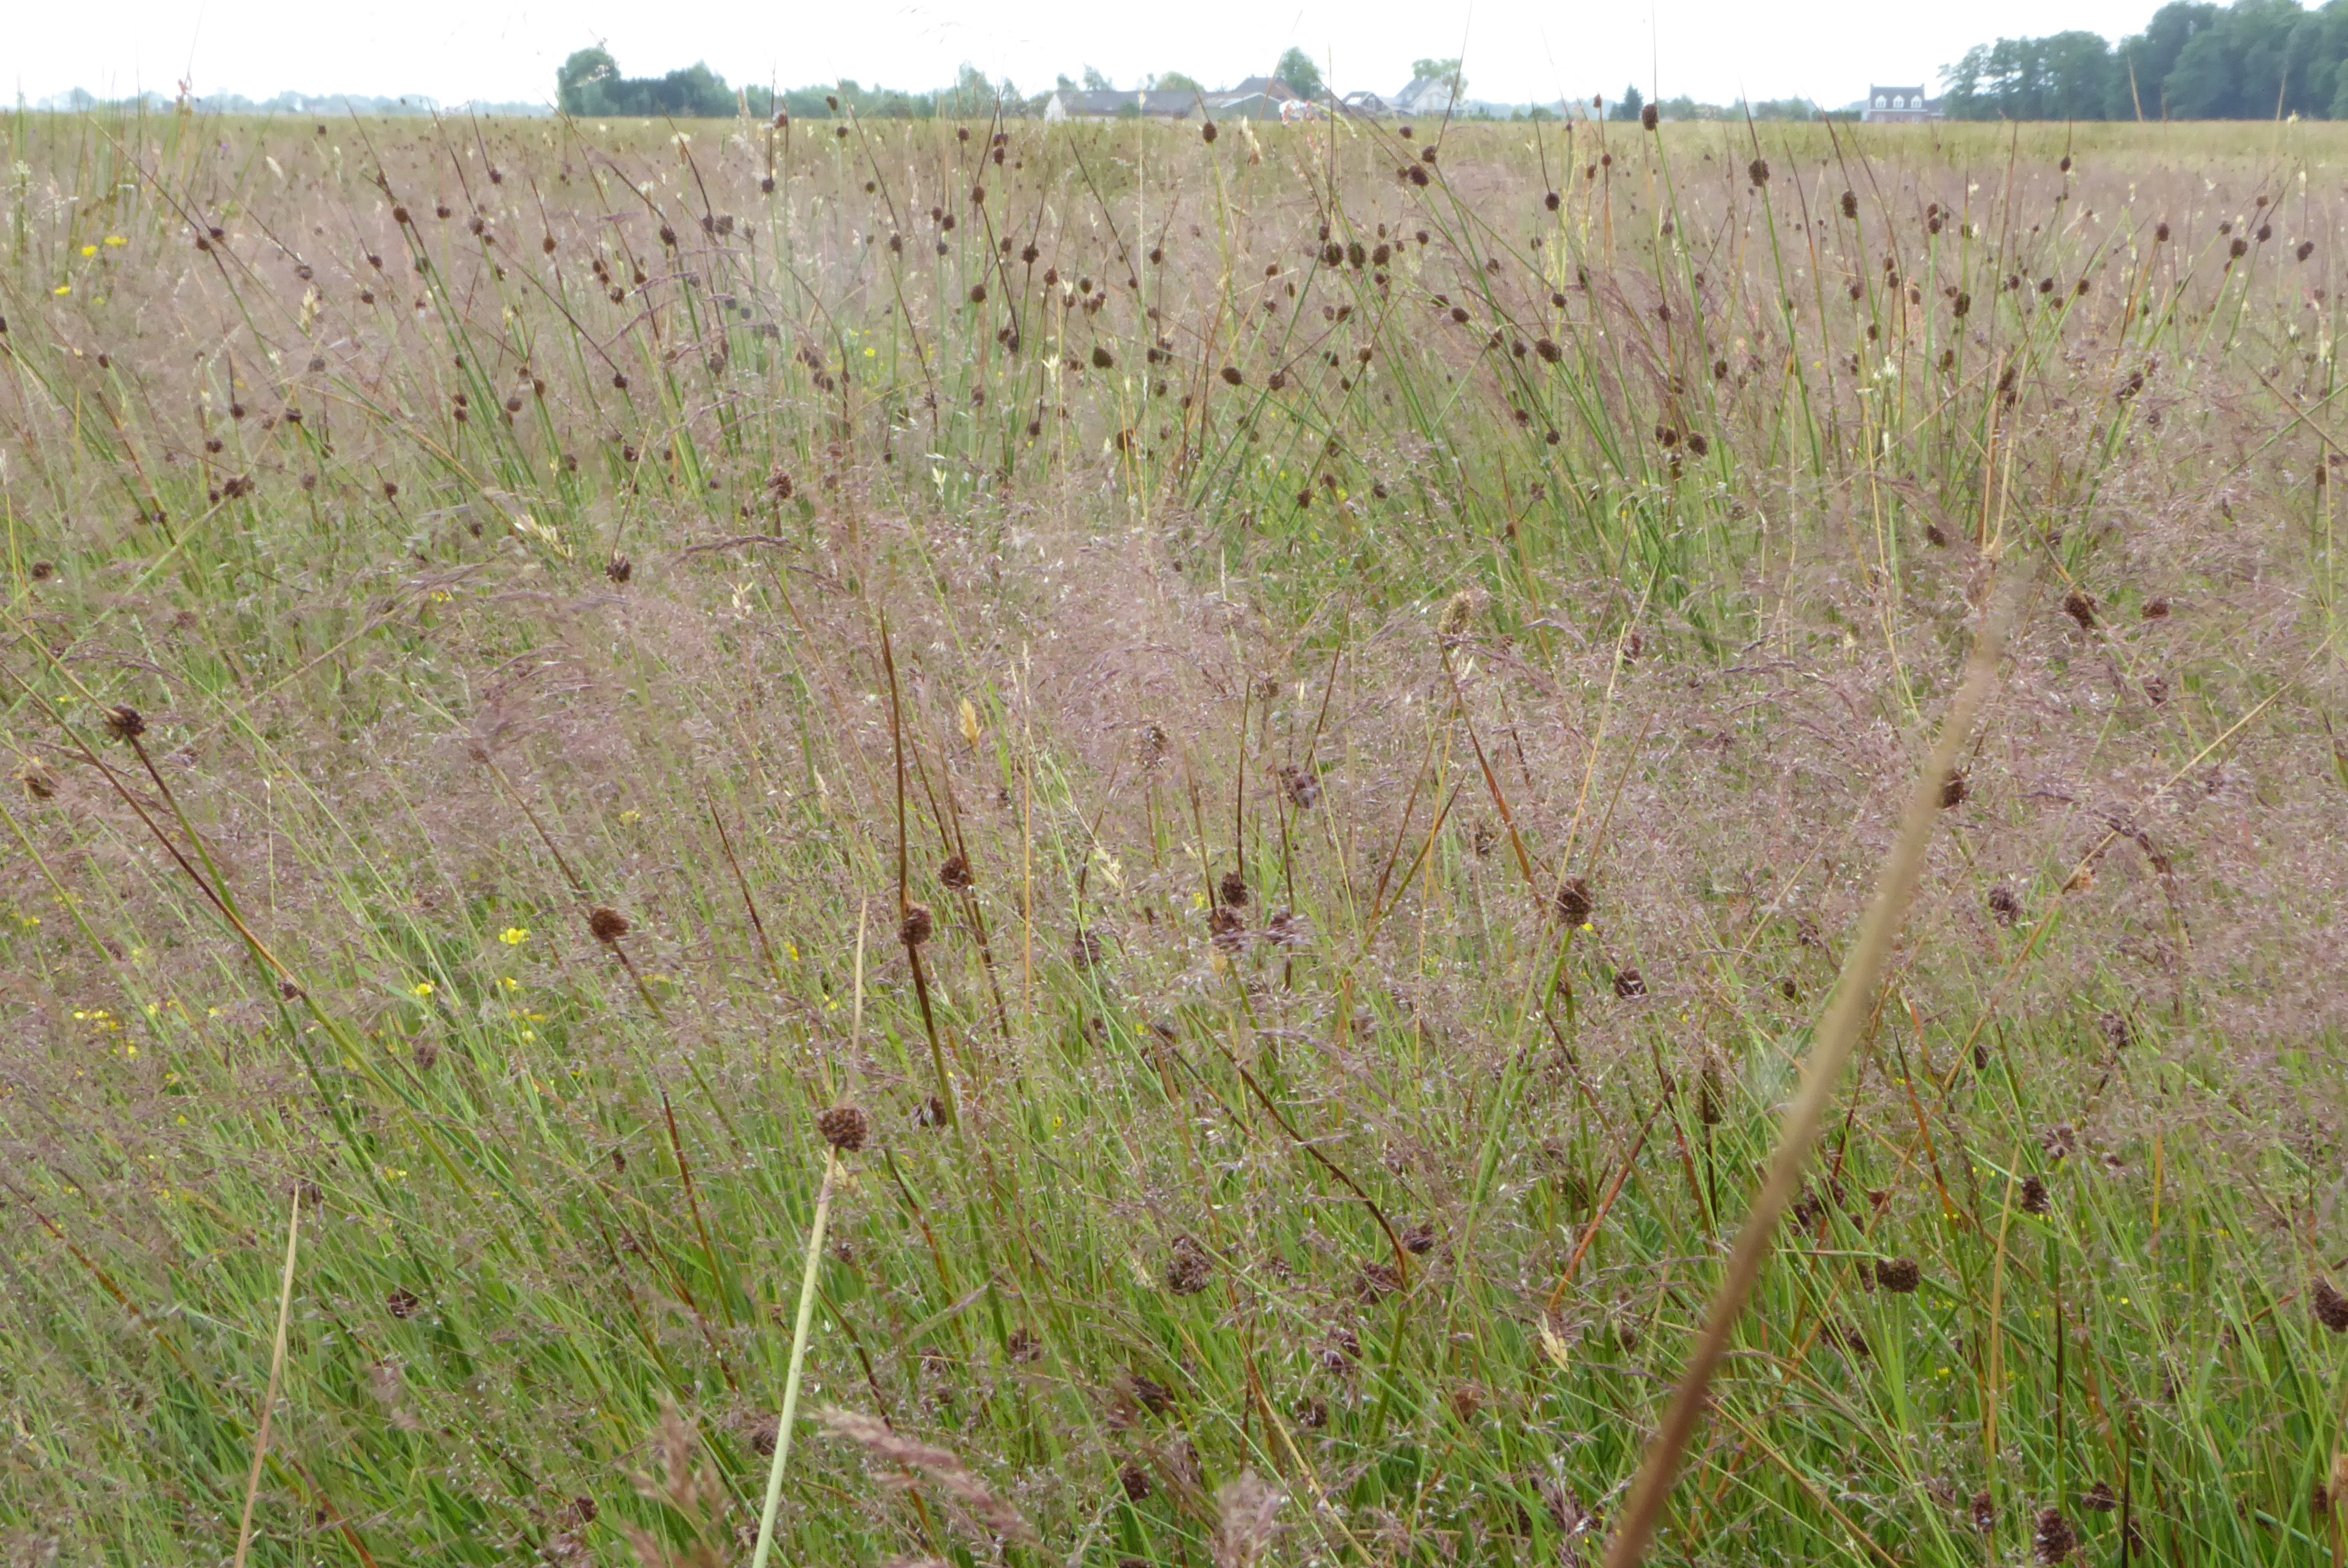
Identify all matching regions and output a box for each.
[1863,85,1941,123]
[1388,75,1460,117]
[1044,70,1467,124]
[1044,75,1295,122]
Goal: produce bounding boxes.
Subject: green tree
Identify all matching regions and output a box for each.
[1276,48,1326,101]
[1157,72,1206,94]
[1412,57,1466,97]
[556,47,619,115]
[1082,65,1113,92]
[1609,84,1644,120]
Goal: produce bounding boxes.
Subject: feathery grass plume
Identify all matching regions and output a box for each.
[817,1407,1039,1546]
[1212,1471,1287,1568]
[619,1403,733,1568]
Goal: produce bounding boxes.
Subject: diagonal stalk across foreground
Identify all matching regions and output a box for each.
[1601,568,2027,1568]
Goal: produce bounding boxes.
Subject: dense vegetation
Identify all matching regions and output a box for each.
[1945,0,2348,119]
[3,102,2346,1568]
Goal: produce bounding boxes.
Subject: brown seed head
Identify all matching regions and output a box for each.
[899,903,934,947]
[1554,877,1593,925]
[2035,1507,2076,1563]
[1841,190,1858,219]
[1219,871,1250,908]
[1971,1492,1996,1533]
[587,906,630,944]
[2314,1278,2348,1333]
[1120,1461,1153,1501]
[1201,121,1218,143]
[2080,1481,2117,1513]
[605,553,632,585]
[386,1286,421,1320]
[1875,1256,1922,1294]
[2063,590,2097,630]
[940,854,973,891]
[1640,102,1659,130]
[1611,967,1646,999]
[1747,157,1770,186]
[2020,1175,2051,1215]
[1939,771,1969,809]
[16,761,58,800]
[104,705,147,741]
[1165,1235,1213,1296]
[817,1104,869,1153]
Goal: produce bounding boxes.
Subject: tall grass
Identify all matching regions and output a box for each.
[2,102,2346,1566]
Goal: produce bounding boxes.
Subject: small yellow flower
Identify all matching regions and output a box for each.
[104,235,126,247]
[124,1043,139,1059]
[411,980,435,998]
[618,809,642,825]
[80,245,97,258]
[864,346,876,356]
[499,926,530,946]
[53,285,70,297]
[501,975,519,991]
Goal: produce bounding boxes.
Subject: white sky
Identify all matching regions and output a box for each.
[12,0,2164,111]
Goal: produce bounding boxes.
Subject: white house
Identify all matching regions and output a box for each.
[1862,85,1941,123]
[1391,76,1459,117]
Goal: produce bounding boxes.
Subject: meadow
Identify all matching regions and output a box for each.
[2,102,2347,1566]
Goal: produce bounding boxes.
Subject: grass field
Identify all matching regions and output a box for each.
[4,102,2348,1566]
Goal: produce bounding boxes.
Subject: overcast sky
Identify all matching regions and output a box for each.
[14,0,2167,110]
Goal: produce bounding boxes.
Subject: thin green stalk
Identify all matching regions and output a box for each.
[750,1150,838,1568]
[232,1185,301,1568]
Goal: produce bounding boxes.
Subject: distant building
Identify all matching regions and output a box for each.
[1224,76,1300,103]
[1043,79,1296,123]
[1391,75,1459,117]
[1340,90,1393,118]
[1863,85,1941,123]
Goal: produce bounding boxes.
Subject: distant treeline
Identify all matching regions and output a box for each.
[1946,0,2348,119]
[555,49,1020,120]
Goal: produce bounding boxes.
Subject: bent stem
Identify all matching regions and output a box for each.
[1601,566,2027,1568]
[750,1148,840,1568]
[233,1184,302,1568]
